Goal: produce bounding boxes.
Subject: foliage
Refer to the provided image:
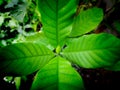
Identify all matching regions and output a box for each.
[0,0,40,47]
[0,0,120,90]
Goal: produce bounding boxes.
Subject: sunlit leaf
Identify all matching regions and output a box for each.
[25,31,54,50]
[0,43,54,75]
[37,0,78,47]
[62,33,120,68]
[31,56,85,90]
[70,7,103,37]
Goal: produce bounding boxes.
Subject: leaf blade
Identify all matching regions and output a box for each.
[0,43,54,75]
[70,7,103,37]
[37,0,78,47]
[62,33,120,68]
[25,32,54,50]
[105,60,120,71]
[31,56,85,90]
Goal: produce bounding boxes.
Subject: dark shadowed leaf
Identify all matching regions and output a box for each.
[105,60,120,71]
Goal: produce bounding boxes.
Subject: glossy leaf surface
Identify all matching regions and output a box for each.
[62,33,120,68]
[0,43,54,75]
[31,56,85,90]
[70,7,103,37]
[25,32,54,50]
[37,0,78,47]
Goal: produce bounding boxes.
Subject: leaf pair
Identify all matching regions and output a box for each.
[38,0,103,48]
[1,33,120,90]
[0,42,85,90]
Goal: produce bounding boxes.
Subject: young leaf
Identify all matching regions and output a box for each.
[62,33,120,68]
[0,43,54,75]
[31,56,85,90]
[70,7,103,37]
[37,0,78,47]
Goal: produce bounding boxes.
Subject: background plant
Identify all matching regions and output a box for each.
[0,0,41,47]
[0,0,120,90]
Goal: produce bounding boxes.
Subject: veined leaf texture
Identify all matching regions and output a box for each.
[31,56,85,90]
[62,33,120,68]
[37,0,78,47]
[0,43,54,75]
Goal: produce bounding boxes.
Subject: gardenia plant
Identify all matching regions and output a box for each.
[0,0,120,90]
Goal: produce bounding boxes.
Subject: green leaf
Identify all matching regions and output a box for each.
[0,15,4,26]
[37,0,78,47]
[70,7,103,37]
[31,56,85,90]
[113,20,120,33]
[105,60,120,71]
[0,43,54,75]
[14,77,21,90]
[0,0,3,5]
[62,33,120,68]
[25,31,54,50]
